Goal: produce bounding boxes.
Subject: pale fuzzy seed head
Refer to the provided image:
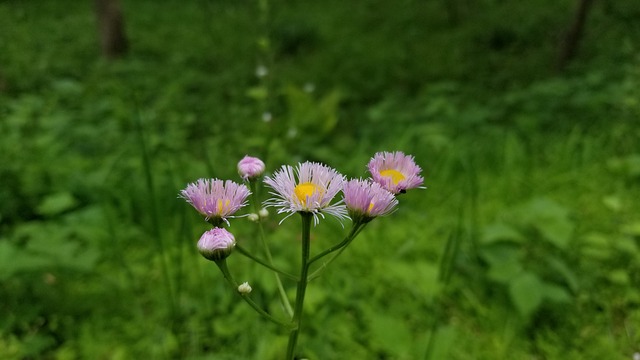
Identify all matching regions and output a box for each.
[343,179,398,220]
[368,151,424,194]
[264,161,347,225]
[238,155,266,180]
[238,282,252,294]
[180,179,251,221]
[197,227,236,261]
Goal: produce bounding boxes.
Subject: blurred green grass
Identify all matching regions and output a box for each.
[1,0,639,359]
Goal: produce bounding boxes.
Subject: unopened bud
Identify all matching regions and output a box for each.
[258,208,269,219]
[238,282,252,294]
[238,155,265,180]
[247,213,260,222]
[197,228,236,261]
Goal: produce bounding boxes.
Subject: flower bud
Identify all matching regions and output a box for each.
[258,208,269,219]
[197,228,236,261]
[238,282,252,294]
[247,213,260,222]
[238,155,266,180]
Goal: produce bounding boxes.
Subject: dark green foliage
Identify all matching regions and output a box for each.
[1,0,639,358]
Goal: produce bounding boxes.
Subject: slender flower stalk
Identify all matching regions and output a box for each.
[264,161,347,225]
[215,258,293,329]
[307,221,368,281]
[247,177,294,317]
[368,151,424,194]
[286,212,313,360]
[235,243,298,281]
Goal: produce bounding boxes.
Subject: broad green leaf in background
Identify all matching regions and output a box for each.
[513,198,574,249]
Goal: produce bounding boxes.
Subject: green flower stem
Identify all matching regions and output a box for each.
[286,212,313,360]
[307,222,368,281]
[235,244,298,281]
[308,222,366,266]
[249,180,295,317]
[215,259,293,329]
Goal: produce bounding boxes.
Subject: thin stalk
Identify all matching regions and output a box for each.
[235,244,298,281]
[215,259,292,329]
[308,222,364,265]
[307,222,367,280]
[249,180,294,317]
[424,205,464,360]
[132,106,176,315]
[286,212,313,360]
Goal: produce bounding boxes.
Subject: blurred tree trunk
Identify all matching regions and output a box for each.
[555,0,594,72]
[95,0,128,59]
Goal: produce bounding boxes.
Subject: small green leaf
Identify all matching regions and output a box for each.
[36,192,78,216]
[479,243,520,267]
[513,198,574,249]
[614,236,638,255]
[509,272,544,318]
[541,283,572,303]
[621,222,640,237]
[602,195,622,212]
[368,313,413,356]
[607,270,630,285]
[481,223,524,245]
[545,256,579,292]
[580,233,612,261]
[426,325,457,360]
[487,260,523,284]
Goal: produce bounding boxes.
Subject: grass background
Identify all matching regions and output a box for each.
[1,0,639,358]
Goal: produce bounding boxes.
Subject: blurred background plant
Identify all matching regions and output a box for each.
[0,0,639,358]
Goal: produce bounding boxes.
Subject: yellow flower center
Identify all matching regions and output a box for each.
[294,182,322,205]
[380,169,405,185]
[216,199,231,214]
[368,201,375,213]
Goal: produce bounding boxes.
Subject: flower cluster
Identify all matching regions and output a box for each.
[180,151,423,259]
[178,151,424,360]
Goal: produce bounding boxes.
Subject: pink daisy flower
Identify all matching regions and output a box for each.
[343,179,398,222]
[264,161,347,225]
[197,227,236,261]
[237,155,266,180]
[368,151,424,194]
[180,179,250,224]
